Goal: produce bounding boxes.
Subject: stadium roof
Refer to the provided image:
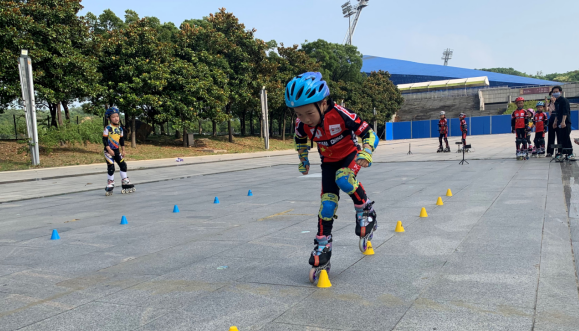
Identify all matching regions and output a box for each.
[361,55,559,87]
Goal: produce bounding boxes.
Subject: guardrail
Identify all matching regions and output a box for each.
[385,111,579,140]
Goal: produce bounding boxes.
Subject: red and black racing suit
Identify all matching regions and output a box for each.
[460,117,468,147]
[295,101,372,237]
[511,109,529,151]
[438,118,449,149]
[533,112,548,151]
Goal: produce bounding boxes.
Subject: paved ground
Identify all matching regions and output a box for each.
[1,134,579,330]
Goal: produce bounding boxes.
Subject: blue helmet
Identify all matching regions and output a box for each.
[285,72,330,108]
[536,101,545,107]
[105,107,120,118]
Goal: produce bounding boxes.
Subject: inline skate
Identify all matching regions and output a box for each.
[105,180,115,196]
[355,201,377,253]
[437,146,443,153]
[308,235,332,283]
[121,177,136,194]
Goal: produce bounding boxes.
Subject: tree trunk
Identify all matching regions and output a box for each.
[212,120,217,136]
[62,101,70,121]
[282,109,287,141]
[269,111,273,137]
[160,121,166,135]
[48,103,57,128]
[226,103,233,143]
[250,110,254,135]
[241,110,246,136]
[56,103,64,127]
[278,112,282,136]
[131,116,136,148]
[182,126,187,147]
[198,119,202,135]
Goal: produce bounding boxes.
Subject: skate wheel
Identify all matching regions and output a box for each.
[309,268,318,283]
[132,188,136,192]
[359,237,368,253]
[121,189,126,194]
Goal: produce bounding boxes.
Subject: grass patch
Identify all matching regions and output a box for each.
[0,135,294,172]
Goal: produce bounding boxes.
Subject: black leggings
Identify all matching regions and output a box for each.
[534,131,545,149]
[438,133,448,147]
[556,125,573,155]
[104,149,127,176]
[515,128,527,150]
[318,151,368,236]
[547,127,557,155]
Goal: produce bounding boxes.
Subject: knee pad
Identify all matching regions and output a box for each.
[107,163,115,176]
[319,193,339,221]
[119,160,127,172]
[335,168,359,195]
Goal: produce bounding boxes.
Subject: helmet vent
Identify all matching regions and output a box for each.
[307,88,316,99]
[296,86,305,100]
[290,82,296,96]
[318,83,325,92]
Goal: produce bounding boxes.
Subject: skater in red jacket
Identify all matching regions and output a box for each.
[286,72,379,284]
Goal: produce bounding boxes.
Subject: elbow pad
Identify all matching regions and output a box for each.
[362,129,378,152]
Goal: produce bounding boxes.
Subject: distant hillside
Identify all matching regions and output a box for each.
[477,67,579,83]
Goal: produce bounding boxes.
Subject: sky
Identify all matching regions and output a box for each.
[79,0,579,75]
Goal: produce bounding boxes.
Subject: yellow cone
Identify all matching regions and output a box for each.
[229,327,239,331]
[363,241,375,255]
[436,197,444,206]
[395,221,405,232]
[419,207,428,218]
[446,189,453,197]
[317,270,332,288]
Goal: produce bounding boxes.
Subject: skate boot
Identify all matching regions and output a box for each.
[105,180,115,196]
[516,151,521,160]
[308,235,332,283]
[555,154,564,162]
[437,146,443,153]
[355,201,377,253]
[444,146,451,153]
[531,147,537,157]
[121,178,136,194]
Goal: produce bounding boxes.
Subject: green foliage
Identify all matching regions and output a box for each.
[504,100,543,114]
[478,67,579,83]
[478,67,533,78]
[37,117,103,147]
[301,39,365,83]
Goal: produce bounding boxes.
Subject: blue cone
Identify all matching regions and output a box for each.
[50,229,60,240]
[120,215,128,225]
[248,190,253,196]
[173,205,180,213]
[214,197,220,204]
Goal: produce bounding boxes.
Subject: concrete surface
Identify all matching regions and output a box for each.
[1,133,579,330]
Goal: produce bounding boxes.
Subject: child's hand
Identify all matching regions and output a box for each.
[574,138,579,145]
[356,159,370,168]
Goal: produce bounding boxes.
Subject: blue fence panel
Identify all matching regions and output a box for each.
[571,110,578,130]
[386,122,393,140]
[491,115,512,134]
[393,121,411,140]
[411,120,430,139]
[430,120,439,138]
[450,118,461,137]
[471,116,490,135]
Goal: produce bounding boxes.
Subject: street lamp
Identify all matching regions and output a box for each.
[18,48,40,165]
[21,49,29,56]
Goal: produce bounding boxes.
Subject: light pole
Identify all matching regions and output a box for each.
[17,49,40,165]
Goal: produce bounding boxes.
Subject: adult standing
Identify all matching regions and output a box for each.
[551,86,574,160]
[546,91,557,157]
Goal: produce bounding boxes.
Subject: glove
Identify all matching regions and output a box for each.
[299,157,310,173]
[356,148,373,167]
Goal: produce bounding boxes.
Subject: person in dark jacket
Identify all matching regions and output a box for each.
[551,86,574,161]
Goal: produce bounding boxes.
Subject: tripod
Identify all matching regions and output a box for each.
[459,144,471,165]
[407,143,413,155]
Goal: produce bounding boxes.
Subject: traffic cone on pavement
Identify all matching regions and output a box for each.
[363,241,375,255]
[317,270,332,288]
[419,207,428,218]
[395,221,405,232]
[446,189,453,197]
[436,197,444,206]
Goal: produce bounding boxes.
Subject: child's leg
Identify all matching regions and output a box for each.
[104,150,115,181]
[114,151,128,180]
[309,162,339,268]
[444,134,449,148]
[462,132,467,147]
[438,134,443,147]
[334,152,376,238]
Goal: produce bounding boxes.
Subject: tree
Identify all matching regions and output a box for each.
[97,18,171,147]
[301,39,365,84]
[0,0,100,123]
